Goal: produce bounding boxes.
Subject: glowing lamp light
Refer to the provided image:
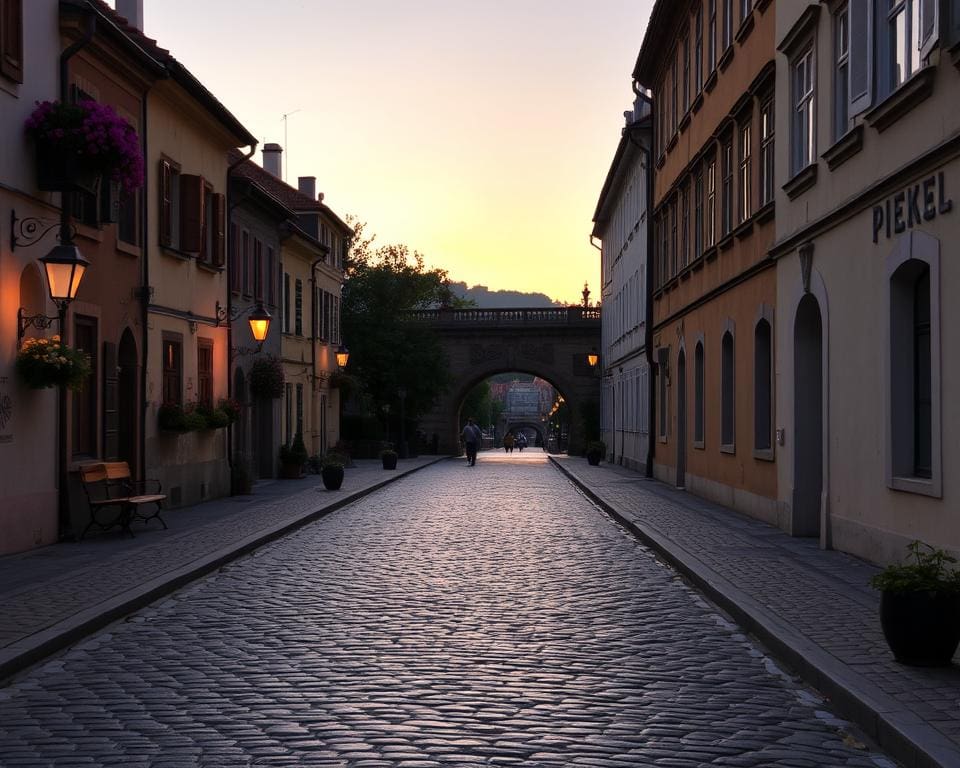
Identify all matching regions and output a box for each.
[41,245,89,305]
[248,302,272,343]
[335,344,350,368]
[587,351,599,368]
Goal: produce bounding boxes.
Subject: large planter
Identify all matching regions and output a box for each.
[587,452,602,466]
[879,590,960,666]
[381,453,398,470]
[321,465,344,490]
[35,141,101,195]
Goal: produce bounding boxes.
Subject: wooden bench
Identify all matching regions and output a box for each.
[79,462,167,539]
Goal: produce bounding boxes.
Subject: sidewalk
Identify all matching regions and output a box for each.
[551,455,960,768]
[0,456,444,683]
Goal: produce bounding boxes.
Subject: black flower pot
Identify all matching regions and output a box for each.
[321,465,344,490]
[879,590,960,666]
[381,453,398,470]
[587,452,601,466]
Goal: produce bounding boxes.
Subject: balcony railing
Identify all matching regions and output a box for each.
[404,307,601,325]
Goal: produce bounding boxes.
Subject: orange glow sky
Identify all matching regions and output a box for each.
[136,1,655,305]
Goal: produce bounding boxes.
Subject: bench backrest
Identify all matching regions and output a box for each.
[80,462,132,501]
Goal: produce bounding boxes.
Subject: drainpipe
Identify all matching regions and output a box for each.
[224,144,258,472]
[631,80,656,479]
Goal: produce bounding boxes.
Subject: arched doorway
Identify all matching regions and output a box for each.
[793,294,823,538]
[676,348,686,488]
[118,329,138,476]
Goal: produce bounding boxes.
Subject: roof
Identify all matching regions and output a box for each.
[633,0,686,84]
[70,0,256,146]
[229,150,353,237]
[592,114,652,239]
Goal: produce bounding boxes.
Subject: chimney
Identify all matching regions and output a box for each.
[262,143,283,179]
[298,176,316,199]
[116,0,144,31]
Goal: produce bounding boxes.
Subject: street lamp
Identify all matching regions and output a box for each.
[40,243,89,541]
[216,300,272,354]
[587,349,599,369]
[335,344,350,369]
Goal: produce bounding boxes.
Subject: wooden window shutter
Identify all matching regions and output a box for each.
[180,174,204,253]
[848,0,872,116]
[159,160,172,247]
[0,0,24,83]
[213,193,226,266]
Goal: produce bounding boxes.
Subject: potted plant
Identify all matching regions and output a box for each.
[218,397,242,425]
[586,440,606,466]
[319,452,346,491]
[249,355,285,399]
[380,443,398,470]
[25,99,144,194]
[870,540,960,666]
[279,431,308,479]
[16,336,90,391]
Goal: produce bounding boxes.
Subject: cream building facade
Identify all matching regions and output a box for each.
[773,0,960,562]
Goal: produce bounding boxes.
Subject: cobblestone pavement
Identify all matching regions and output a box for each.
[0,453,898,767]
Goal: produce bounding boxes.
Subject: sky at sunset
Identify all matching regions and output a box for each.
[133,1,656,305]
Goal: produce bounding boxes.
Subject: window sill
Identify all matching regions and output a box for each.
[754,199,775,224]
[735,13,755,46]
[889,474,942,498]
[679,110,692,133]
[693,440,705,450]
[196,261,223,275]
[865,66,936,133]
[75,222,103,244]
[704,69,718,93]
[753,447,775,462]
[691,254,706,270]
[160,246,192,261]
[658,435,669,445]
[666,132,679,153]
[720,443,736,455]
[691,92,704,115]
[718,46,734,72]
[116,240,141,258]
[718,233,734,251]
[679,265,693,280]
[733,218,754,240]
[783,163,818,200]
[756,0,772,12]
[656,153,666,170]
[822,124,864,171]
[704,245,719,262]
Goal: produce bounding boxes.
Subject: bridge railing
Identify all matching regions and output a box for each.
[404,307,601,325]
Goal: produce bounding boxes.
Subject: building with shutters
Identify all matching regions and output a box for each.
[771,0,960,563]
[636,0,779,522]
[592,95,652,472]
[141,21,256,508]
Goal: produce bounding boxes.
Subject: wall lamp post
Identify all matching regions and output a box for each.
[587,348,599,369]
[335,344,350,369]
[216,300,272,356]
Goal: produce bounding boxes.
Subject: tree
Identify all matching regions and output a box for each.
[461,380,505,434]
[341,220,462,422]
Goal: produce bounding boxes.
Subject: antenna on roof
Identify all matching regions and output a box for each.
[281,110,301,181]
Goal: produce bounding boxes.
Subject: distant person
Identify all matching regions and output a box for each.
[517,433,527,452]
[461,417,482,466]
[503,433,515,453]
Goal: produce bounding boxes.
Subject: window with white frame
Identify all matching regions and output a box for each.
[791,47,815,176]
[695,4,704,92]
[694,168,704,257]
[760,97,775,205]
[740,0,752,25]
[681,182,690,270]
[723,0,733,49]
[706,156,717,246]
[708,0,717,71]
[834,4,850,140]
[739,121,752,224]
[721,135,734,236]
[682,34,691,112]
[671,54,679,132]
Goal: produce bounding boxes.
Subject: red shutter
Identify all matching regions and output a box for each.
[0,0,24,84]
[159,160,172,247]
[213,193,226,266]
[180,174,204,253]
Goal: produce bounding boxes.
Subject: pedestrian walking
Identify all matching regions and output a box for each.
[517,433,527,452]
[503,433,515,453]
[461,417,482,466]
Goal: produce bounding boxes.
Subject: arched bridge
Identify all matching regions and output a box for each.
[406,307,602,455]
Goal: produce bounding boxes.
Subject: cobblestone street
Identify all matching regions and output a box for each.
[0,454,897,767]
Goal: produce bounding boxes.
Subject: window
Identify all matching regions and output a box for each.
[197,338,213,409]
[694,168,704,258]
[886,0,921,90]
[682,34,690,113]
[161,333,182,406]
[283,272,291,333]
[267,247,276,306]
[694,341,705,446]
[721,135,734,236]
[835,5,850,140]
[73,315,98,458]
[680,183,690,270]
[241,231,250,295]
[754,319,772,453]
[296,383,304,437]
[294,278,303,336]
[658,348,669,440]
[760,98,775,205]
[671,54,678,132]
[791,48,815,175]
[253,239,263,301]
[721,329,735,450]
[657,87,665,156]
[199,183,215,264]
[723,0,733,49]
[706,157,717,246]
[284,382,293,445]
[739,122,752,224]
[230,224,240,293]
[708,0,717,71]
[912,268,931,477]
[740,0,752,25]
[670,197,678,277]
[158,160,224,261]
[695,4,704,92]
[849,0,874,115]
[0,0,24,83]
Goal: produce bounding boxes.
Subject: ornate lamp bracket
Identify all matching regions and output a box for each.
[17,307,59,350]
[10,209,76,252]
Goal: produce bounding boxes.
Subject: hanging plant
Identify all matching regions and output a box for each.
[25,99,144,193]
[249,355,285,399]
[16,336,91,391]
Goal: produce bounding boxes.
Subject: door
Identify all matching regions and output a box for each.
[118,329,138,476]
[676,349,687,487]
[793,294,823,537]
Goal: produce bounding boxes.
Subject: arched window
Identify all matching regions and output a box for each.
[754,318,772,454]
[721,330,735,451]
[694,340,705,447]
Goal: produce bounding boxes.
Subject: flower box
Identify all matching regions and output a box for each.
[16,336,90,391]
